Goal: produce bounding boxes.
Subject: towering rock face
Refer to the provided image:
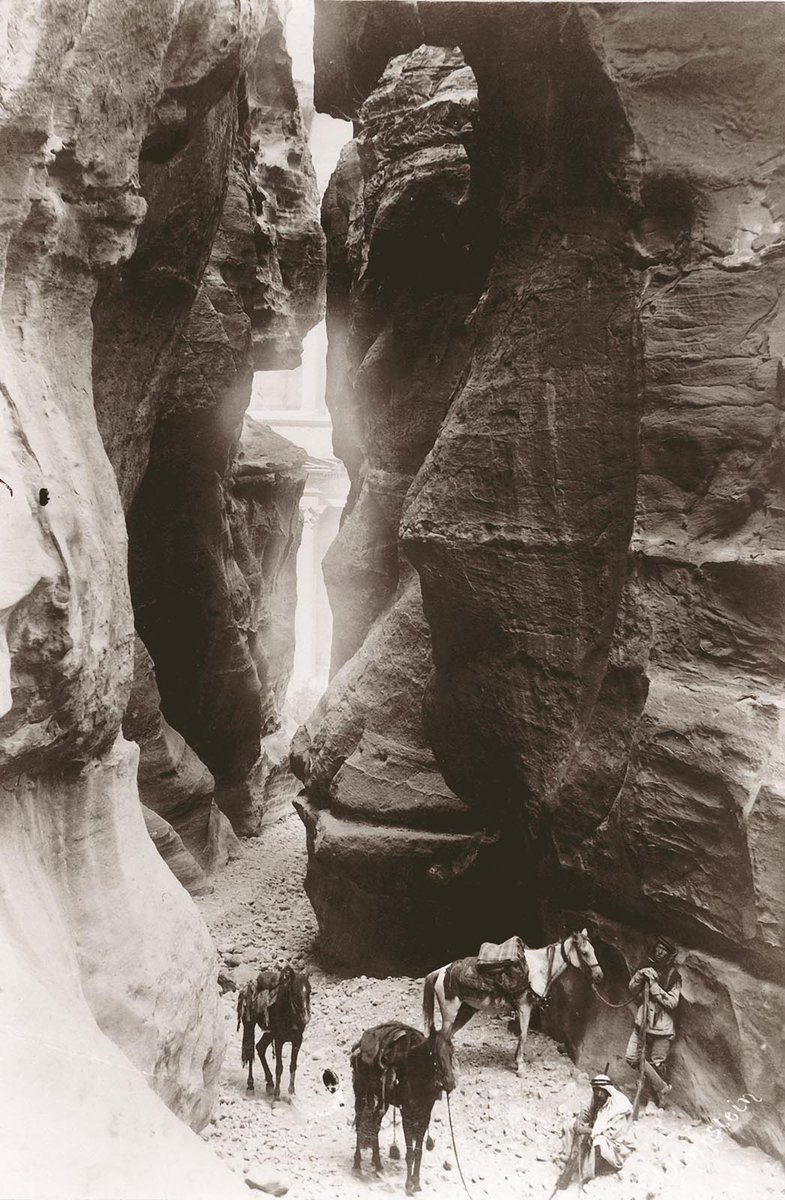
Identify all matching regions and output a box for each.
[0,0,315,1191]
[310,0,785,1157]
[294,45,515,968]
[94,0,324,835]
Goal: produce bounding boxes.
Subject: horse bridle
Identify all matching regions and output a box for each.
[563,932,596,978]
[530,935,593,1005]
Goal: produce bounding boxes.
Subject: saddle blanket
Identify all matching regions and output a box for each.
[478,935,527,965]
[444,955,529,1005]
[353,1022,422,1069]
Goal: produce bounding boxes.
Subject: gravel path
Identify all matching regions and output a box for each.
[196,814,785,1200]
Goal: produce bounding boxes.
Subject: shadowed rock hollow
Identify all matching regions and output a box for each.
[94,0,324,838]
[295,0,785,1161]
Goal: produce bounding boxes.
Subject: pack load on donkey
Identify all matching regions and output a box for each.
[351,1022,455,1195]
[237,965,311,1099]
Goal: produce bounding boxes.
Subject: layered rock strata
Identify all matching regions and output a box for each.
[0,0,309,1191]
[309,0,785,1156]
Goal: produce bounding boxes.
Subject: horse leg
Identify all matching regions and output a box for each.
[514,998,533,1074]
[273,1038,284,1101]
[451,1003,476,1035]
[439,996,464,1040]
[245,1023,255,1092]
[372,1113,384,1175]
[353,1116,363,1175]
[259,1032,274,1093]
[402,1111,419,1195]
[412,1125,425,1194]
[288,1035,301,1096]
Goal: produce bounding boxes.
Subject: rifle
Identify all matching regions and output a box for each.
[632,977,650,1120]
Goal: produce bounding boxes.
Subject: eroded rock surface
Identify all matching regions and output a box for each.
[98,1,323,835]
[309,0,785,1157]
[0,0,305,1191]
[293,45,515,968]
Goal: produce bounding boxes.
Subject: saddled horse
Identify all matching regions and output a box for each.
[351,1022,455,1195]
[237,964,311,1099]
[423,929,603,1074]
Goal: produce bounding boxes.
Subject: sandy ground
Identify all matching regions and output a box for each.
[196,814,785,1200]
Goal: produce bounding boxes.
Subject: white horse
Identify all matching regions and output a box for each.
[422,929,603,1074]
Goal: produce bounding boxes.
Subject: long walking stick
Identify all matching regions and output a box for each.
[632,978,650,1120]
[546,1129,587,1198]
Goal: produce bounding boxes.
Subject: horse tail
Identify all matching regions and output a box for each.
[236,985,249,1033]
[241,1019,257,1068]
[423,970,438,1035]
[237,983,256,1066]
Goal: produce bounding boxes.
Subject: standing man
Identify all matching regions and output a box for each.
[626,935,681,1106]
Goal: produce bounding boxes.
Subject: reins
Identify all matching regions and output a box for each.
[591,985,632,1010]
[446,1090,475,1200]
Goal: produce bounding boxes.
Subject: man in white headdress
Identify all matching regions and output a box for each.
[569,1074,634,1182]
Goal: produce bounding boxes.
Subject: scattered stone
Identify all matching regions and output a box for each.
[244,1173,289,1196]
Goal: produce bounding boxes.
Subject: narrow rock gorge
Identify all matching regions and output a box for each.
[295,0,785,1160]
[2,0,784,1191]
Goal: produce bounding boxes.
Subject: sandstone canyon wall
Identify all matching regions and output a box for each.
[301,0,785,1158]
[0,0,320,1192]
[94,0,323,838]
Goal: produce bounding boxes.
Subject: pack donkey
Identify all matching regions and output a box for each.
[351,1022,455,1195]
[423,930,603,1074]
[237,964,311,1099]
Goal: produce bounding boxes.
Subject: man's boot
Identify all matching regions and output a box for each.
[643,1060,672,1106]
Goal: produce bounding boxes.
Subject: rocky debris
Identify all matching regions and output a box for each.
[294,45,504,970]
[245,1172,290,1195]
[311,0,785,1156]
[219,970,239,994]
[199,815,785,1200]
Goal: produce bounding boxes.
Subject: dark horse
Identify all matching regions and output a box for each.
[351,1022,455,1195]
[237,964,311,1100]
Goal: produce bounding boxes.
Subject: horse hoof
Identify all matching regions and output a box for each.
[352,1165,363,1177]
[266,1083,274,1094]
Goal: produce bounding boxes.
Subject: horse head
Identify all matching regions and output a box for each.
[281,964,311,1026]
[428,1029,456,1095]
[566,928,603,983]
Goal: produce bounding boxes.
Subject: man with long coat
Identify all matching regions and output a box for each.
[625,935,681,1106]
